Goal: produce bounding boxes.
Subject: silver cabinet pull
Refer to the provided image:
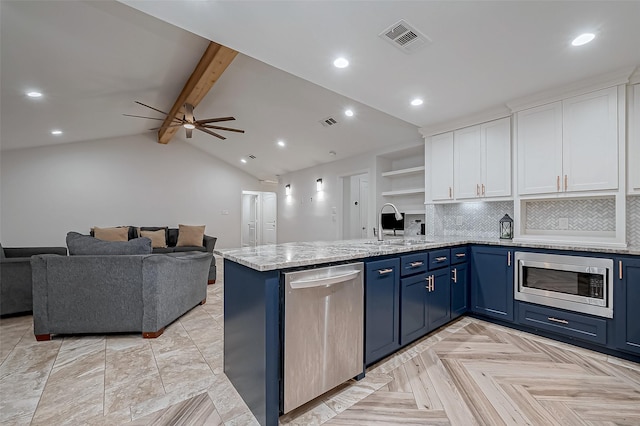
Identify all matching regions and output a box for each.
[410,261,424,267]
[619,260,623,280]
[452,268,457,283]
[378,268,393,275]
[435,256,447,262]
[482,184,485,196]
[547,317,568,324]
[455,253,466,258]
[507,251,511,267]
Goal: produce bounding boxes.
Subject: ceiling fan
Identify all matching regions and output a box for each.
[123,101,245,140]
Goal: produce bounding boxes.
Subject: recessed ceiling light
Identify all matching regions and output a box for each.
[571,33,595,46]
[277,140,286,147]
[27,91,43,98]
[411,98,424,106]
[240,158,247,164]
[51,130,63,135]
[344,109,354,117]
[333,57,349,68]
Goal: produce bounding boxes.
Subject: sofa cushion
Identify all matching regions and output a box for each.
[176,224,205,247]
[93,226,129,242]
[151,247,174,254]
[139,229,167,248]
[139,227,168,244]
[67,232,152,255]
[173,246,207,253]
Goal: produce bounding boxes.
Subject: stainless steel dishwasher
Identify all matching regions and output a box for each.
[282,262,364,413]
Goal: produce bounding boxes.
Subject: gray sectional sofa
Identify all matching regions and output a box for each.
[31,250,212,340]
[0,244,68,316]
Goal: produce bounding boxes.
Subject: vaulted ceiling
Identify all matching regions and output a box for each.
[3,1,640,181]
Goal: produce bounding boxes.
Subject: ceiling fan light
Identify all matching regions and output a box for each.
[183,123,196,130]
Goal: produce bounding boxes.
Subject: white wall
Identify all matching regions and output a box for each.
[277,139,423,243]
[0,133,272,248]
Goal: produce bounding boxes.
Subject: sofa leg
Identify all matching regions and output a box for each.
[35,334,51,342]
[200,298,207,305]
[208,279,216,285]
[142,328,165,339]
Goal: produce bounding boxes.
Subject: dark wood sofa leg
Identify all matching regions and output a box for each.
[142,328,165,339]
[35,334,51,341]
[208,279,216,285]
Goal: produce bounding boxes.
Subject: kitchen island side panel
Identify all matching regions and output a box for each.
[223,259,280,426]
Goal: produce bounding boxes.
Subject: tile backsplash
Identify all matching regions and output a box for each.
[524,198,616,232]
[424,195,640,246]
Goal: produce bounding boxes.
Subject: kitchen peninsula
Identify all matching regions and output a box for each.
[215,238,640,426]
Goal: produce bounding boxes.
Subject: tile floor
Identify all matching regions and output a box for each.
[1,256,639,425]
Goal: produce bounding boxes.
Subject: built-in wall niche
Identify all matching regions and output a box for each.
[515,195,626,248]
[376,144,425,214]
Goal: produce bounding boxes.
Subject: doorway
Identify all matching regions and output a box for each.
[241,191,277,247]
[342,173,369,239]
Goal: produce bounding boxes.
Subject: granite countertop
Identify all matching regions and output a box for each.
[215,236,640,272]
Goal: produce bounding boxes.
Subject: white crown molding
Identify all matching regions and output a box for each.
[507,66,637,113]
[418,105,511,138]
[630,67,640,85]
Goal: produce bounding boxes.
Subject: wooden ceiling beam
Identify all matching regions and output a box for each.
[158,41,239,144]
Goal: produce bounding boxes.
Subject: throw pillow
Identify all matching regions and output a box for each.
[66,232,152,255]
[139,229,167,248]
[176,224,205,247]
[93,226,129,242]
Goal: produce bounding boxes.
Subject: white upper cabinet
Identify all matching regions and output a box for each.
[563,86,618,192]
[454,125,482,199]
[429,132,454,201]
[517,86,618,195]
[628,84,640,194]
[517,102,563,195]
[454,117,511,200]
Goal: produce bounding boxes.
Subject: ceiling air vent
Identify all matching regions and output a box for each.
[379,19,431,54]
[320,116,339,127]
[248,154,257,160]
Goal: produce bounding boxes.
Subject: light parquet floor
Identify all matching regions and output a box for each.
[2,256,640,425]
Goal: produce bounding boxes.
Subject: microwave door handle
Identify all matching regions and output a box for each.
[289,271,360,289]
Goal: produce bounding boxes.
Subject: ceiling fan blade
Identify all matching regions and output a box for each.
[123,114,166,121]
[201,124,245,133]
[196,125,226,140]
[186,128,193,138]
[197,117,236,124]
[134,101,171,117]
[184,103,194,123]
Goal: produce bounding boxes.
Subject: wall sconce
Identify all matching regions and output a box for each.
[285,184,291,196]
[316,178,323,192]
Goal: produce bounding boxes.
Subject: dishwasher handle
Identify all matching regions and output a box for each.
[289,270,361,289]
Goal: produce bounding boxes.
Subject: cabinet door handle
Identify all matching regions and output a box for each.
[557,175,560,191]
[435,256,447,262]
[378,268,393,275]
[476,184,480,196]
[410,261,424,267]
[449,187,452,198]
[455,253,466,258]
[564,175,568,191]
[547,317,568,325]
[507,251,511,267]
[482,184,485,196]
[619,260,623,280]
[425,275,433,291]
[452,268,457,283]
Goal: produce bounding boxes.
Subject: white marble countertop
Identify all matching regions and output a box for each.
[215,236,640,272]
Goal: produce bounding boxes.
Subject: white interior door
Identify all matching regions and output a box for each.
[261,192,277,244]
[344,173,369,239]
[241,193,258,247]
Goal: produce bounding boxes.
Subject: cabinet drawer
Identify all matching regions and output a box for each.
[400,253,428,277]
[428,249,450,270]
[517,303,607,345]
[450,247,468,264]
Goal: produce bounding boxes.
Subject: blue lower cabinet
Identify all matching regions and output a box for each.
[450,261,469,320]
[365,258,400,365]
[428,267,451,330]
[471,246,514,322]
[615,257,640,355]
[517,302,607,345]
[400,273,429,345]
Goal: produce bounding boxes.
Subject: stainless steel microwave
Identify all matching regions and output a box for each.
[514,252,613,318]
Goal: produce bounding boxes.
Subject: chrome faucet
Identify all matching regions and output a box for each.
[378,203,403,241]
